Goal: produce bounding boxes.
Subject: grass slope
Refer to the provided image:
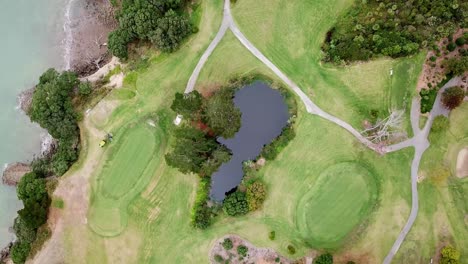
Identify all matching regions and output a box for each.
[48,0,457,263]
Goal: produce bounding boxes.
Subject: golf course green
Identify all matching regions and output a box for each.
[296,162,378,248]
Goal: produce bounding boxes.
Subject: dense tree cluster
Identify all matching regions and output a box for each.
[29,68,80,175]
[203,88,241,139]
[108,0,193,59]
[11,172,50,264]
[170,90,203,120]
[442,86,465,110]
[165,126,231,175]
[322,0,467,62]
[445,56,468,76]
[223,191,249,216]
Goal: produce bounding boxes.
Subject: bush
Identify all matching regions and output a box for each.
[314,253,333,264]
[447,42,457,52]
[419,88,438,113]
[429,56,437,62]
[246,181,267,211]
[261,125,295,160]
[442,86,465,110]
[445,56,468,76]
[78,82,92,96]
[440,245,460,264]
[237,245,248,257]
[223,191,249,216]
[10,241,31,264]
[269,231,276,240]
[214,254,224,263]
[222,238,233,250]
[455,37,466,46]
[287,245,296,255]
[191,178,213,229]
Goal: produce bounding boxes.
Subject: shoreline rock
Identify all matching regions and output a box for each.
[2,163,32,186]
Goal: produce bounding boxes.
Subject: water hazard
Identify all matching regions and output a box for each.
[210,81,289,201]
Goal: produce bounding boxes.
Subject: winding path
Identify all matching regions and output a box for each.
[184,0,461,263]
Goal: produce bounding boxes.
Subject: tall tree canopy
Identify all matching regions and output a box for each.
[170,90,203,119]
[442,86,465,110]
[108,0,192,58]
[203,88,241,139]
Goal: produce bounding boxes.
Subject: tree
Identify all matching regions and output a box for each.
[29,69,79,141]
[287,245,296,255]
[150,10,192,52]
[314,253,333,264]
[445,56,468,76]
[165,126,221,174]
[10,241,31,264]
[170,91,203,119]
[16,172,50,229]
[440,245,460,264]
[204,88,241,138]
[200,147,231,176]
[108,29,132,59]
[223,191,249,216]
[442,86,465,110]
[246,181,267,211]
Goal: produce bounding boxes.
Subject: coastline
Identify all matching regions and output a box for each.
[0,0,117,261]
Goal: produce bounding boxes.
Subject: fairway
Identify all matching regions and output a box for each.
[296,162,378,248]
[88,122,165,236]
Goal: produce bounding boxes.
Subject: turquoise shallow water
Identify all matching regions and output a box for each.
[0,0,65,247]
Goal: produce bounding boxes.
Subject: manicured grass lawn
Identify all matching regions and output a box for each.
[296,162,378,248]
[52,0,464,263]
[88,122,165,237]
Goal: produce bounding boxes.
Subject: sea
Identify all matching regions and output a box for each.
[0,0,74,248]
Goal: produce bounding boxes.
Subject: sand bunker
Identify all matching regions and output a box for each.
[456,147,468,178]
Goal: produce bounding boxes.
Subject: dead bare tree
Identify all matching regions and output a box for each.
[361,109,406,144]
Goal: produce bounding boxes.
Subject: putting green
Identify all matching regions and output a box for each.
[296,162,378,248]
[88,122,165,237]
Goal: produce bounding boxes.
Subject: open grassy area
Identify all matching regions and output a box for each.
[40,0,466,263]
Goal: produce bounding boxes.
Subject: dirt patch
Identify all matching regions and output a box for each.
[456,147,468,178]
[416,29,468,92]
[2,162,31,186]
[209,235,295,264]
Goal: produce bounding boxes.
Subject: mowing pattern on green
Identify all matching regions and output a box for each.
[88,123,164,237]
[296,162,377,248]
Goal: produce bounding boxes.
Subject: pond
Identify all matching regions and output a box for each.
[210,81,290,201]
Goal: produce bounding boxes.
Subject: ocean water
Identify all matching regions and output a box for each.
[0,0,67,248]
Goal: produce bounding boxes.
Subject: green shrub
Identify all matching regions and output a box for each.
[10,241,31,264]
[440,245,460,264]
[237,245,248,257]
[261,125,296,160]
[269,231,276,240]
[314,253,333,264]
[275,257,280,262]
[214,254,224,263]
[419,88,438,113]
[191,178,213,229]
[222,238,233,250]
[246,181,267,211]
[429,56,437,62]
[455,37,465,46]
[78,82,92,96]
[287,245,296,255]
[223,191,249,216]
[447,42,457,52]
